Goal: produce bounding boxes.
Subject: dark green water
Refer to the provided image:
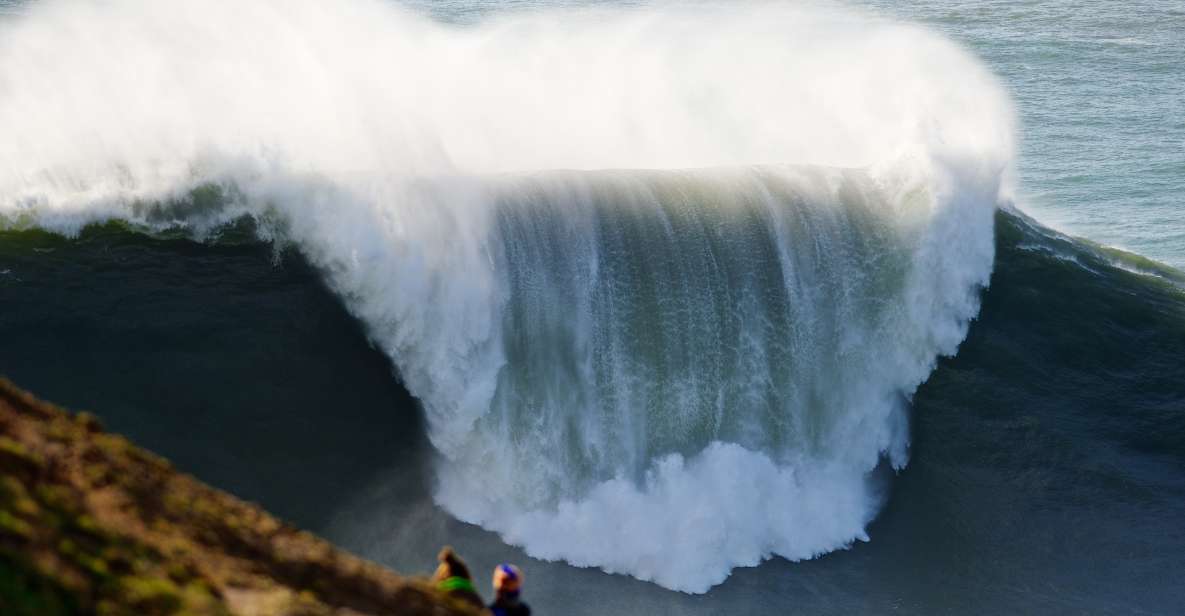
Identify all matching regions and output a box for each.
[0,224,430,530]
[1,210,1182,614]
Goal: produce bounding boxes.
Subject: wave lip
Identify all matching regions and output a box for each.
[0,0,1016,592]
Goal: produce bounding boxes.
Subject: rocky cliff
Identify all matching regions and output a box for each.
[0,378,478,616]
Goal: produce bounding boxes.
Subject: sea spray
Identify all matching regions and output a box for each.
[0,0,1015,591]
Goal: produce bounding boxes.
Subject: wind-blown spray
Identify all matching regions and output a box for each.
[0,0,1015,592]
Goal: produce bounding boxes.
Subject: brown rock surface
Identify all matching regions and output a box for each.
[0,378,479,616]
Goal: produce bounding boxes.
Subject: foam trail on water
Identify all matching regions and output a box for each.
[0,0,1015,592]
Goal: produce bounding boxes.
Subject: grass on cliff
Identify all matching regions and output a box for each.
[0,378,477,616]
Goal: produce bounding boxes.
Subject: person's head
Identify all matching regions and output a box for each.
[492,563,523,599]
[433,546,472,583]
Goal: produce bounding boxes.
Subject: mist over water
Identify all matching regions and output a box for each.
[1,0,1184,612]
[3,0,1015,593]
[857,0,1185,269]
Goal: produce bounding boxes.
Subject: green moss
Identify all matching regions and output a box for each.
[44,419,77,443]
[95,434,130,460]
[11,495,39,517]
[162,491,190,515]
[56,538,109,579]
[105,574,225,616]
[0,477,39,519]
[0,438,44,475]
[176,581,228,616]
[71,515,102,537]
[0,510,34,539]
[34,485,79,517]
[116,575,184,614]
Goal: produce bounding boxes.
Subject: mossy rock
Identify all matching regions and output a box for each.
[0,437,44,477]
[0,378,479,616]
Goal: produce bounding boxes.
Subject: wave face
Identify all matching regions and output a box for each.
[0,0,1015,592]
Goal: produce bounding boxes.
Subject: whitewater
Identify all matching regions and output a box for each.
[0,0,1016,592]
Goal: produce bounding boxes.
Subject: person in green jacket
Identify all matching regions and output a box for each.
[432,546,484,609]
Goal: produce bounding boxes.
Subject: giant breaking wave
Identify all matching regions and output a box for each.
[0,0,1016,592]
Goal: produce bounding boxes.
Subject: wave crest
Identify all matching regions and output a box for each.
[0,0,1015,592]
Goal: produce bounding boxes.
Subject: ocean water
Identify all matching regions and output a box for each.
[401,0,1185,267]
[410,0,1185,267]
[857,0,1185,269]
[0,0,1182,614]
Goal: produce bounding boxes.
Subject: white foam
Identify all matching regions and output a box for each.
[447,442,875,593]
[0,0,1015,592]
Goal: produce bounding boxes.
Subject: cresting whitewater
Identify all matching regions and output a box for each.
[0,0,1018,593]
